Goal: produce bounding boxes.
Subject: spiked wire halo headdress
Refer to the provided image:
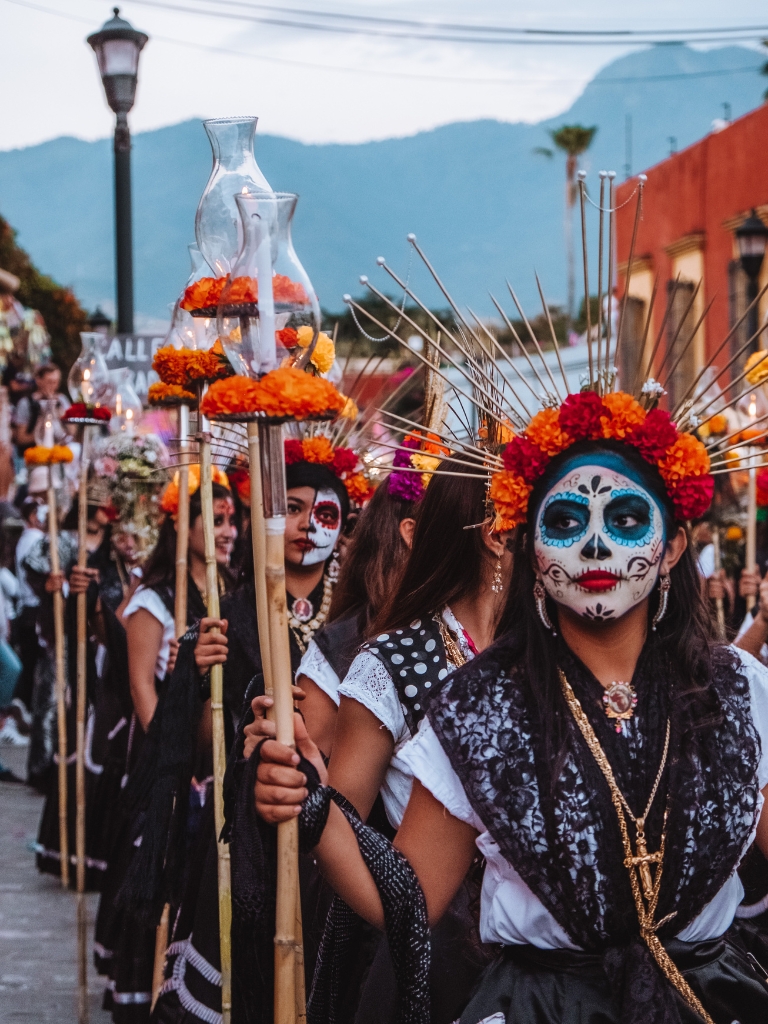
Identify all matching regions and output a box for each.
[344,170,768,530]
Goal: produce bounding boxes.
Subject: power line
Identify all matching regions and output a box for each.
[2,0,764,88]
[109,0,768,47]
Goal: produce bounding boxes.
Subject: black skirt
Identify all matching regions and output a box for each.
[458,938,768,1024]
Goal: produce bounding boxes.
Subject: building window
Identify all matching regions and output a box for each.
[728,259,754,376]
[618,296,646,393]
[665,280,696,413]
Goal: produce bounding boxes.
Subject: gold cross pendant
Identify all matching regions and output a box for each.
[627,832,663,904]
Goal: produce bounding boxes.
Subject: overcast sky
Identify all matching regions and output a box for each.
[2,0,767,150]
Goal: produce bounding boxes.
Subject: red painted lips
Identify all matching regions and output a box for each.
[575,570,621,592]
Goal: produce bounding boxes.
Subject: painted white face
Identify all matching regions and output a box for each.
[534,460,665,624]
[301,487,342,566]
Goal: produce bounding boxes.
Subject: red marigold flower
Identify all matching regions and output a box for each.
[502,436,549,483]
[332,447,358,475]
[558,391,607,441]
[284,439,305,465]
[626,408,679,463]
[668,475,715,520]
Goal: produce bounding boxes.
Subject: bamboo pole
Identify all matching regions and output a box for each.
[48,466,69,888]
[747,459,758,614]
[199,432,232,1024]
[259,421,302,1024]
[247,421,305,1022]
[151,405,192,1010]
[712,527,726,640]
[76,425,91,1024]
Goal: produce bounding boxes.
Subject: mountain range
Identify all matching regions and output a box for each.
[0,43,764,325]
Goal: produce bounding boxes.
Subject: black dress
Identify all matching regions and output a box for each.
[151,577,330,1024]
[94,577,208,1022]
[36,546,134,890]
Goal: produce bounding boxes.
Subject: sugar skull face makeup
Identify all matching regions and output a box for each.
[533,457,666,623]
[301,487,342,566]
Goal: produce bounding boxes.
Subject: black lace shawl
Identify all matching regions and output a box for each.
[427,635,762,1022]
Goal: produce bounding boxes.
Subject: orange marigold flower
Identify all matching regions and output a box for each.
[601,391,646,440]
[160,463,230,515]
[302,436,335,465]
[148,382,196,405]
[51,445,73,464]
[740,426,765,443]
[489,470,532,527]
[494,513,517,533]
[254,367,346,420]
[152,346,189,385]
[658,433,710,486]
[707,413,728,435]
[345,472,374,504]
[200,376,263,417]
[186,349,221,381]
[180,276,226,312]
[525,407,570,457]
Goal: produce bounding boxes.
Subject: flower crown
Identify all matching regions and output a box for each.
[284,436,374,505]
[490,390,714,531]
[160,463,231,516]
[388,432,450,503]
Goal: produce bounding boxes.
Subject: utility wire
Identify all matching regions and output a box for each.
[3,0,764,87]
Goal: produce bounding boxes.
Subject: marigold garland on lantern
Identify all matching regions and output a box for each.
[152,338,233,389]
[148,381,197,406]
[284,435,374,504]
[490,390,714,527]
[200,366,346,422]
[24,445,74,466]
[180,274,310,315]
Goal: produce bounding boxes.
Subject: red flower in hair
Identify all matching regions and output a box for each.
[558,391,607,441]
[668,475,715,520]
[627,408,678,463]
[502,436,549,483]
[284,439,304,465]
[332,446,358,476]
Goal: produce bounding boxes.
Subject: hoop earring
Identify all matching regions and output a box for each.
[491,555,503,594]
[534,579,556,635]
[651,574,671,631]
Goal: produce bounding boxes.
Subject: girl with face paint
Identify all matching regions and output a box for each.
[253,454,514,1024]
[255,436,768,1024]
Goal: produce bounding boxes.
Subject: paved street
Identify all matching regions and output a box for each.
[0,745,111,1023]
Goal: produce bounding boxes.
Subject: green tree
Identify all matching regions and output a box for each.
[538,125,598,328]
[0,215,87,372]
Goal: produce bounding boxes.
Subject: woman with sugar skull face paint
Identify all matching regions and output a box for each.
[255,397,768,1024]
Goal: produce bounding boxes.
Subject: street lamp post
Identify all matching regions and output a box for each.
[736,209,768,352]
[87,8,148,335]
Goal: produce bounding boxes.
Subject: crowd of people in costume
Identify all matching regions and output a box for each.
[1,345,768,1024]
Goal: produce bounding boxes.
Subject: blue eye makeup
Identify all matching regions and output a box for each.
[603,489,653,547]
[540,492,590,547]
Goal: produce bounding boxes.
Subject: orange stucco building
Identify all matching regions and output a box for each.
[615,101,768,409]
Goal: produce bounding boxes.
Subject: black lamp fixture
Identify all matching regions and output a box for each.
[87,306,113,335]
[736,209,768,350]
[87,8,148,335]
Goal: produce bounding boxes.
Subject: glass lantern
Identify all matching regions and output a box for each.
[67,332,113,406]
[33,398,67,448]
[167,244,218,348]
[108,368,143,434]
[217,192,320,378]
[195,117,273,279]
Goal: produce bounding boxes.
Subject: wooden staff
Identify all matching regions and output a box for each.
[747,459,758,615]
[712,526,726,640]
[151,403,191,1011]
[246,422,305,1022]
[48,464,69,888]
[75,425,92,1024]
[199,432,232,1024]
[259,421,303,1024]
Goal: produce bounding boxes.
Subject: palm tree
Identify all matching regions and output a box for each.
[538,125,597,328]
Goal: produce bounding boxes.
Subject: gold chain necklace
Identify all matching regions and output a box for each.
[558,669,715,1024]
[436,615,467,667]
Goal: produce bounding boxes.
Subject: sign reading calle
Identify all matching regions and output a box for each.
[102,335,165,403]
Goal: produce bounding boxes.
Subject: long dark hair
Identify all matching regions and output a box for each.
[505,439,721,782]
[329,482,415,627]
[369,454,498,636]
[142,483,232,591]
